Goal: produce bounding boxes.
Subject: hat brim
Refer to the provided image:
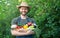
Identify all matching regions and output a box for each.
[17,6,30,8]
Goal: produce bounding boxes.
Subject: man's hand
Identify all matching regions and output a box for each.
[26,30,34,35]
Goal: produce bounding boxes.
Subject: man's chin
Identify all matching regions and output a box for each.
[22,14,26,16]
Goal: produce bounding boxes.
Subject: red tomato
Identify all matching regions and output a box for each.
[27,22,32,26]
[16,26,20,29]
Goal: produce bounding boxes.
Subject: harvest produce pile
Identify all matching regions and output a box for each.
[11,22,36,32]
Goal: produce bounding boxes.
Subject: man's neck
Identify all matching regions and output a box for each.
[20,14,27,19]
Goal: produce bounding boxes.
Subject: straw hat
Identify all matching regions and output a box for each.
[17,2,30,8]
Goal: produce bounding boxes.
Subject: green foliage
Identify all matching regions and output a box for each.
[0,0,60,38]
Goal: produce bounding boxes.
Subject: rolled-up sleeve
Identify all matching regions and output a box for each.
[11,18,17,25]
[31,18,37,28]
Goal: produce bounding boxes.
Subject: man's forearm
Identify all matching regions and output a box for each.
[11,30,28,36]
[11,30,35,36]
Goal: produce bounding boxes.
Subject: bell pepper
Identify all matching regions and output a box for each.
[23,24,28,30]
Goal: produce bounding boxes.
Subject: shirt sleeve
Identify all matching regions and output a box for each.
[11,18,17,25]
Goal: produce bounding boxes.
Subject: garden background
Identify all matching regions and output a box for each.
[0,0,60,38]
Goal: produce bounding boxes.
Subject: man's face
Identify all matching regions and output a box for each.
[19,7,28,15]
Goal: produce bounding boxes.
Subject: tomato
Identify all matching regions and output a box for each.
[16,26,23,29]
[27,22,32,26]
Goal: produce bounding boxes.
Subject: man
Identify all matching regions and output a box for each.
[11,2,36,38]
